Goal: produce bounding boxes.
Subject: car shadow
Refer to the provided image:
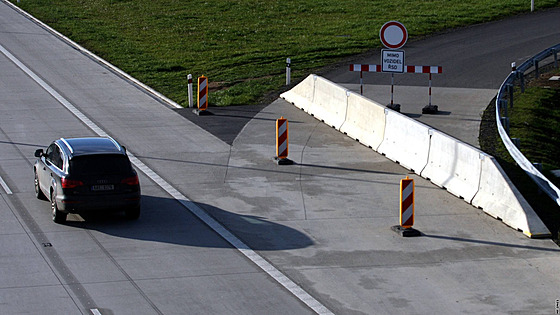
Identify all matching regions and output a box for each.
[66,195,314,251]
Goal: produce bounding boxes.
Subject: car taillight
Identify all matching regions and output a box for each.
[121,175,139,186]
[61,178,84,189]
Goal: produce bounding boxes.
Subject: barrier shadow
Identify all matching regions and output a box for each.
[402,110,452,119]
[137,155,404,185]
[294,162,401,176]
[402,113,422,118]
[67,195,314,251]
[532,174,560,201]
[423,234,559,253]
[432,110,452,116]
[173,105,304,144]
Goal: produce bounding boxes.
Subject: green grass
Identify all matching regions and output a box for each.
[510,87,560,176]
[12,0,560,106]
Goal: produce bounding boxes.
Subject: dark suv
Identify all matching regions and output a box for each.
[34,137,141,223]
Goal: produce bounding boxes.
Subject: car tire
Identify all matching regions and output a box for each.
[51,191,67,224]
[34,170,47,200]
[125,206,140,220]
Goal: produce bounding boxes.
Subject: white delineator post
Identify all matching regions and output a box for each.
[286,58,291,85]
[187,74,193,108]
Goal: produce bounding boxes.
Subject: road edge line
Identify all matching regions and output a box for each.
[0,40,334,315]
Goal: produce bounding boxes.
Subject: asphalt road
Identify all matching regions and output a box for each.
[322,8,560,147]
[324,8,560,89]
[1,1,560,315]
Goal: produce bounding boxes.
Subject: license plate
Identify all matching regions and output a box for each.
[92,184,114,191]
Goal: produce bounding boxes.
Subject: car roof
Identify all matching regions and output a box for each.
[57,137,126,159]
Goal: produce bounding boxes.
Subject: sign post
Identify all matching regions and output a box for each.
[349,21,442,113]
[380,21,408,112]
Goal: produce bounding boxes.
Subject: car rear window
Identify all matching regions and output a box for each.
[70,155,132,175]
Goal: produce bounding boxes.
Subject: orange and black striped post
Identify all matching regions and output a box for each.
[275,117,293,165]
[198,75,208,111]
[392,176,421,237]
[400,176,414,228]
[276,117,288,159]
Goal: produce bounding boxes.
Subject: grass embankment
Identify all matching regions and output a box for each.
[12,0,559,106]
[480,69,560,241]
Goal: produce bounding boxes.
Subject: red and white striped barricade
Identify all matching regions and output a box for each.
[275,117,293,165]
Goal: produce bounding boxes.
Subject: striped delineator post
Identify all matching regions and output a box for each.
[275,117,293,165]
[276,117,288,158]
[400,176,414,228]
[392,176,421,237]
[198,75,208,111]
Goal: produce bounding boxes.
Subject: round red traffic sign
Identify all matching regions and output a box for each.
[380,21,408,49]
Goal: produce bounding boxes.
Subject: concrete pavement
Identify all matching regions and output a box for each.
[0,3,316,314]
[198,97,560,314]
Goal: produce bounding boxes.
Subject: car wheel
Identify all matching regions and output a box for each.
[125,206,140,220]
[50,191,67,224]
[34,170,47,200]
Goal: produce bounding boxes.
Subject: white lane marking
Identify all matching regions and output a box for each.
[0,174,13,194]
[0,43,334,315]
[90,309,102,315]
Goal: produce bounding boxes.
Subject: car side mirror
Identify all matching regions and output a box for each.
[34,149,44,158]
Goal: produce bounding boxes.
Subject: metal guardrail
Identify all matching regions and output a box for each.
[495,44,560,206]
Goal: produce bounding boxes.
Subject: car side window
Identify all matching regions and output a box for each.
[45,144,55,164]
[53,146,63,170]
[45,144,63,170]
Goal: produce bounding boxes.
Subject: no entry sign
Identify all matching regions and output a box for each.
[380,21,408,50]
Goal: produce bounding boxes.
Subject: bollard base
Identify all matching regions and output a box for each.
[422,104,439,114]
[274,157,293,165]
[386,103,401,112]
[391,225,422,237]
[193,109,213,116]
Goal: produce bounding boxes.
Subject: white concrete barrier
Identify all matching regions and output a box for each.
[281,74,550,238]
[307,76,349,129]
[377,109,431,174]
[421,130,482,202]
[340,92,386,150]
[472,155,551,238]
[280,74,316,112]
